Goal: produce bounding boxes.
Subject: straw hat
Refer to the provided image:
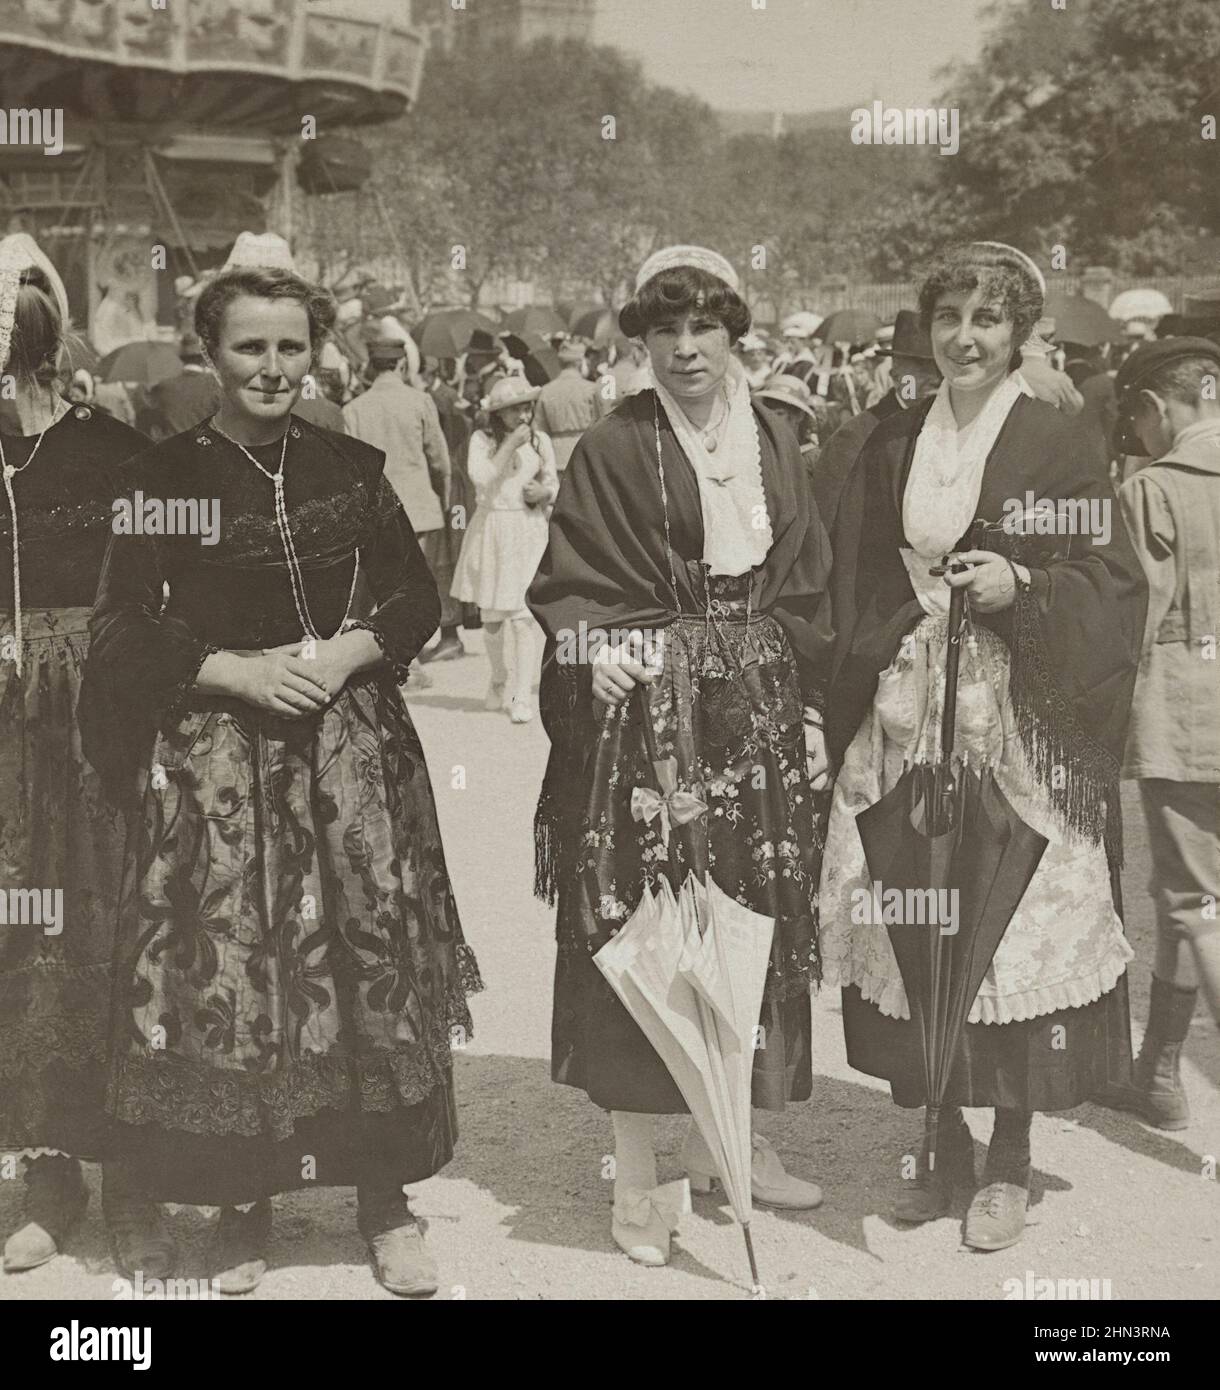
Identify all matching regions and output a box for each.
[483,375,541,414]
[754,372,819,421]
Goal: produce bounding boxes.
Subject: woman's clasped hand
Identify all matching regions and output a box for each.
[941,548,1030,613]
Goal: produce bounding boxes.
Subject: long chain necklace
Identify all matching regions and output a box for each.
[211,422,359,641]
[0,425,51,675]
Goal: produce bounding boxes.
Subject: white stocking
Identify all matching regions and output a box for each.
[611,1110,657,1197]
[483,620,507,688]
[508,615,539,705]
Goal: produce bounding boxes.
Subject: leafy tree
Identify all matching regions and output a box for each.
[896,0,1220,273]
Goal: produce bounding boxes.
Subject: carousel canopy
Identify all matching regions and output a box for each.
[0,0,424,132]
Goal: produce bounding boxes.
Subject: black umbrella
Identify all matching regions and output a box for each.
[854,578,1048,1171]
[499,331,560,385]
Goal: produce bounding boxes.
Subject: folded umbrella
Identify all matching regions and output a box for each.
[593,684,776,1291]
[854,579,1048,1171]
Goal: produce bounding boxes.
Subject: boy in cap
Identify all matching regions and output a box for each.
[1105,337,1220,1126]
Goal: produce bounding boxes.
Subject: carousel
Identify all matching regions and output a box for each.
[0,0,425,348]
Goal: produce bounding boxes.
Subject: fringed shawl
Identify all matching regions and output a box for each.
[527,390,832,905]
[827,389,1149,869]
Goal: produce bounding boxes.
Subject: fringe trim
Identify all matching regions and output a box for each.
[1007,584,1124,869]
[533,658,584,905]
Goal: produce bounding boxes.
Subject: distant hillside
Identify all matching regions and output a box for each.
[717,107,856,138]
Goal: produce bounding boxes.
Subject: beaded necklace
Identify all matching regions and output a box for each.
[211,421,359,641]
[0,423,52,675]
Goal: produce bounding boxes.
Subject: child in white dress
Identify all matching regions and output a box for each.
[451,376,559,722]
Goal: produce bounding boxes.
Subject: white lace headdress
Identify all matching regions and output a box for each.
[0,233,69,375]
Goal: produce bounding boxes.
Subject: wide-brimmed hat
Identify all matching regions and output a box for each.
[483,375,541,414]
[754,372,819,422]
[222,231,295,274]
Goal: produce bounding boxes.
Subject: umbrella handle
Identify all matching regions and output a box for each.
[633,680,664,772]
[940,579,968,762]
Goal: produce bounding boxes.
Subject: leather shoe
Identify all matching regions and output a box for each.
[102,1169,177,1281]
[366,1220,439,1296]
[214,1200,271,1295]
[964,1172,1031,1251]
[892,1121,976,1224]
[3,1156,88,1273]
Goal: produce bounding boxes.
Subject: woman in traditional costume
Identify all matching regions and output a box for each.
[529,246,832,1267]
[820,242,1147,1251]
[79,266,482,1296]
[0,235,145,1274]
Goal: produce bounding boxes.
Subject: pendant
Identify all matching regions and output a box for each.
[2,465,13,481]
[706,436,718,453]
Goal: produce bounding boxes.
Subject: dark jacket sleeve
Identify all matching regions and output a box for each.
[79,453,215,807]
[350,468,441,683]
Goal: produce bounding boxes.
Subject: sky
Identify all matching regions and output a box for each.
[593,0,995,112]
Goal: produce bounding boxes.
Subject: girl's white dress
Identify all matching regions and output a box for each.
[451,428,559,621]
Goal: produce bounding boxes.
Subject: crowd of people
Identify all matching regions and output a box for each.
[0,222,1216,1296]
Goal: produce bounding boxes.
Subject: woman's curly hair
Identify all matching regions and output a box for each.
[918,242,1044,350]
[194,267,337,361]
[619,265,750,342]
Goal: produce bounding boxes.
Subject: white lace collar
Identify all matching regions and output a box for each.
[903,372,1031,558]
[650,357,772,577]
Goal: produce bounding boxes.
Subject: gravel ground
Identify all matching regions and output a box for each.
[3,632,1218,1301]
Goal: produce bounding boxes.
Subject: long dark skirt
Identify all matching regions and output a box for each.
[841,975,1133,1111]
[106,674,482,1204]
[552,595,822,1114]
[0,608,124,1158]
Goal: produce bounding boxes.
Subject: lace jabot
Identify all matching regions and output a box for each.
[900,372,1032,616]
[650,357,772,577]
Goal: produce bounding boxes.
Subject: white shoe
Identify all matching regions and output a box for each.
[685,1133,823,1211]
[483,681,506,711]
[508,697,533,724]
[610,1179,690,1266]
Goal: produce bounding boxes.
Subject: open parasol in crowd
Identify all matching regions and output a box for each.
[504,305,567,337]
[1108,288,1173,327]
[816,307,882,347]
[1043,293,1125,348]
[593,678,774,1292]
[412,308,501,359]
[97,339,183,387]
[569,305,619,347]
[499,330,560,385]
[854,572,1049,1173]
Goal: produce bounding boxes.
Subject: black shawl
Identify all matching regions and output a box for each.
[527,389,833,903]
[827,390,1148,864]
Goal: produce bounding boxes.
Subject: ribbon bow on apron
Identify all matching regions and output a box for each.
[631,756,708,849]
